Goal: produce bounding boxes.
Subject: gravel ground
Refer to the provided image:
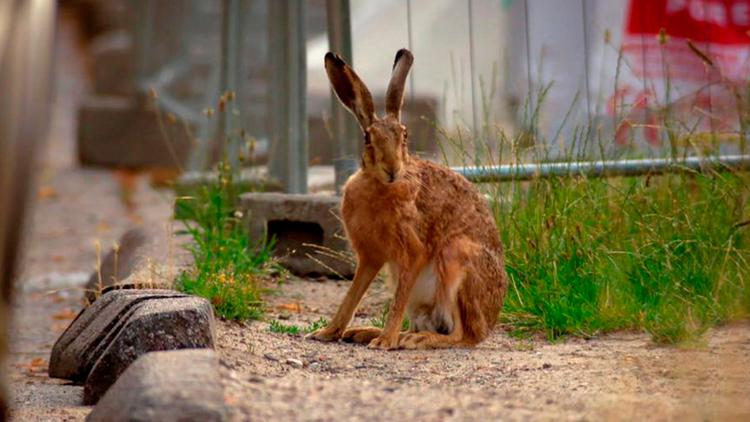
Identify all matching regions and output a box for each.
[218,278,750,421]
[7,8,750,422]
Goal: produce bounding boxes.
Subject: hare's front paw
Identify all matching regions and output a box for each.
[368,334,400,350]
[307,326,342,342]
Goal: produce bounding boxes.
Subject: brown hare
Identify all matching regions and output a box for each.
[309,49,508,350]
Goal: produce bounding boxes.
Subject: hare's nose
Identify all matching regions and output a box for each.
[385,170,395,183]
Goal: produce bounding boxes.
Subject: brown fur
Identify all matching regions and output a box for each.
[309,49,508,350]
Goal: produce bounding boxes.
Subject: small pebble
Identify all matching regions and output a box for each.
[264,353,280,362]
[286,358,304,368]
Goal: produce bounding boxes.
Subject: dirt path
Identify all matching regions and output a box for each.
[218,278,750,421]
[10,271,750,421]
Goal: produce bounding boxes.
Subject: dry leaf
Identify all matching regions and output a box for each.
[37,186,58,200]
[275,302,302,313]
[148,167,181,187]
[22,357,47,374]
[52,308,78,321]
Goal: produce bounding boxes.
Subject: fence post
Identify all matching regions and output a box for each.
[133,0,154,92]
[269,0,308,194]
[218,0,243,171]
[326,0,359,194]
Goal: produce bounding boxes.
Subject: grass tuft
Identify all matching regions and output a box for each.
[493,171,750,343]
[370,300,410,331]
[175,160,274,320]
[268,317,328,335]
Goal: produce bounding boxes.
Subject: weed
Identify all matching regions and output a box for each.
[269,320,301,335]
[370,300,410,331]
[175,159,275,320]
[492,171,750,343]
[434,35,750,344]
[269,317,329,335]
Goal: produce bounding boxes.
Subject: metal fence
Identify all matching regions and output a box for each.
[131,0,750,193]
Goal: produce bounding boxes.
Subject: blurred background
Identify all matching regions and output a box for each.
[47,0,750,192]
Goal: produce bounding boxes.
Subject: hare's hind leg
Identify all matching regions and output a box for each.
[399,307,467,349]
[341,326,382,344]
[399,237,478,349]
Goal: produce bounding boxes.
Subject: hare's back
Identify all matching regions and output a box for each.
[412,159,501,249]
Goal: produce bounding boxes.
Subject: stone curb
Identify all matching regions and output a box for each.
[83,295,215,404]
[48,289,216,406]
[86,349,227,422]
[49,289,186,381]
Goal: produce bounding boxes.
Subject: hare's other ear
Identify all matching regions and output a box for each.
[385,48,414,121]
[325,52,376,132]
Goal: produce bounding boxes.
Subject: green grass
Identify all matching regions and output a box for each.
[370,300,410,331]
[430,37,750,344]
[491,171,750,343]
[268,317,328,335]
[175,160,275,320]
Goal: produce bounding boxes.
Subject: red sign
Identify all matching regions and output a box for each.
[613,0,750,145]
[627,0,750,45]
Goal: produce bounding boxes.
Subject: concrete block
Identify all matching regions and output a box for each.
[77,95,193,168]
[90,31,134,96]
[49,289,186,382]
[83,295,215,404]
[240,193,354,277]
[86,349,227,422]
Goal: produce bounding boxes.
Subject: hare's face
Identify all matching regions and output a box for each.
[364,119,408,184]
[325,49,415,184]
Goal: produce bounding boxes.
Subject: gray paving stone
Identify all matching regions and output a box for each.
[86,349,227,422]
[49,289,186,381]
[77,95,192,168]
[90,30,134,96]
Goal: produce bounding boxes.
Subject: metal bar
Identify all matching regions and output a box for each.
[269,0,308,193]
[467,0,480,162]
[187,0,223,172]
[406,0,415,104]
[152,92,203,124]
[452,155,750,183]
[522,0,534,139]
[581,0,592,124]
[218,0,243,171]
[137,58,190,95]
[326,0,358,194]
[133,0,154,90]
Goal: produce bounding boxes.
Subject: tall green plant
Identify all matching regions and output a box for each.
[176,160,274,320]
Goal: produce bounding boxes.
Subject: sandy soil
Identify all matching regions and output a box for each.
[217,278,750,421]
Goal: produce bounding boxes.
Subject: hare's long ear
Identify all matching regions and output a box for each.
[325,52,375,132]
[385,49,414,121]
